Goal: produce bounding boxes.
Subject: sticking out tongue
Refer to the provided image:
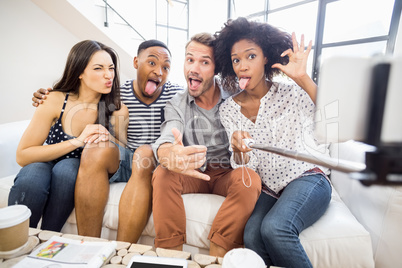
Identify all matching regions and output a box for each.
[190,79,202,90]
[239,78,250,90]
[145,80,157,95]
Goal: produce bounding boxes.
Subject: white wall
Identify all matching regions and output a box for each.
[0,0,80,124]
[1,0,401,124]
[0,0,137,124]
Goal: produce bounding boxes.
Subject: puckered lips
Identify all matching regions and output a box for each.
[105,80,113,88]
[188,76,202,91]
[239,77,250,90]
[145,78,161,95]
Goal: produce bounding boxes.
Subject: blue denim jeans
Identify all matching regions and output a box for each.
[8,158,80,232]
[109,141,134,183]
[244,174,332,268]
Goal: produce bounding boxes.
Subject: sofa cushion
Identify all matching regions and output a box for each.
[62,178,375,267]
[65,181,226,250]
[331,140,402,268]
[300,187,374,267]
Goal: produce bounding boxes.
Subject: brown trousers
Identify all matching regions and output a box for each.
[151,164,261,251]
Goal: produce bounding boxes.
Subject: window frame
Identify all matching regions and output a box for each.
[227,0,401,83]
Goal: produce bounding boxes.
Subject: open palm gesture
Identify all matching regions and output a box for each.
[272,32,317,102]
[272,32,312,82]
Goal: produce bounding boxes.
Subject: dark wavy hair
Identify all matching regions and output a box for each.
[214,17,293,93]
[53,40,121,131]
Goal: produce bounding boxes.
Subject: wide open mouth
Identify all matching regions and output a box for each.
[189,77,202,90]
[145,79,161,95]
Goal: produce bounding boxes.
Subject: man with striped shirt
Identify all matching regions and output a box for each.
[120,79,181,151]
[33,40,183,243]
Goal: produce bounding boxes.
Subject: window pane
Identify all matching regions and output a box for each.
[267,1,318,43]
[168,2,188,29]
[320,41,387,65]
[248,15,265,23]
[307,48,314,77]
[105,0,155,40]
[168,28,188,48]
[156,0,168,25]
[231,0,266,18]
[156,26,168,45]
[167,29,188,86]
[323,0,394,44]
[269,0,308,10]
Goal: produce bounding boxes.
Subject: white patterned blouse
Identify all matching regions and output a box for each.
[219,82,330,198]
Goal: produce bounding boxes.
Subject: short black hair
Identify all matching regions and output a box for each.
[137,40,171,56]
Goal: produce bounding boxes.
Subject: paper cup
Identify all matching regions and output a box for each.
[0,205,31,252]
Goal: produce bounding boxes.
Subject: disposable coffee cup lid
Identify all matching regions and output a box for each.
[0,205,31,229]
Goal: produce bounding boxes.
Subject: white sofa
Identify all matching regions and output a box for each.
[3,120,400,267]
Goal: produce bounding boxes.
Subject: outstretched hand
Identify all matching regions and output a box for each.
[272,32,312,82]
[272,32,317,103]
[158,128,210,181]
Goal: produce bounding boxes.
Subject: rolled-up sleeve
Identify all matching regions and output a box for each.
[152,101,185,161]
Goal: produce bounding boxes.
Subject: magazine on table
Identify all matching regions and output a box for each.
[14,235,116,268]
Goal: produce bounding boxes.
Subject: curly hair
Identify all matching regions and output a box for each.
[214,17,293,93]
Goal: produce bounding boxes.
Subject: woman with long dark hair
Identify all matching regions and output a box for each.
[8,40,128,231]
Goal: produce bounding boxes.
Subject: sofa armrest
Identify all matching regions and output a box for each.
[0,120,30,178]
[0,175,15,208]
[330,140,402,268]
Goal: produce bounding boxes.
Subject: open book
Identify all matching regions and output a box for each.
[14,236,116,268]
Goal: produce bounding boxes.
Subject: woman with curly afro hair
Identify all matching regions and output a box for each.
[214,17,332,268]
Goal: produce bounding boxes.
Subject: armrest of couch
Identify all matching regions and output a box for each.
[0,120,30,208]
[330,140,402,268]
[0,120,30,178]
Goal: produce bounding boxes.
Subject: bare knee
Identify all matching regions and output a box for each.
[132,144,156,171]
[80,141,119,170]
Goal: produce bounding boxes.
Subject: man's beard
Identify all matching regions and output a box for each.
[188,76,214,98]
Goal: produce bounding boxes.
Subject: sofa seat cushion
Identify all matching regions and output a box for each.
[65,182,226,250]
[63,179,374,267]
